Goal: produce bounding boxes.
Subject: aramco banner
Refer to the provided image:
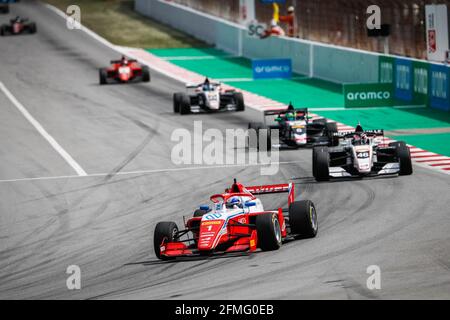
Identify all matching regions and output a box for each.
[344,83,394,107]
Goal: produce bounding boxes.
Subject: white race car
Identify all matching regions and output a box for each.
[173,78,245,115]
[312,126,413,181]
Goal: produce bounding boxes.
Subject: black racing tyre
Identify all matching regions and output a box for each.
[173,93,183,113]
[326,122,339,146]
[390,141,413,175]
[29,23,37,34]
[153,221,178,260]
[288,200,318,238]
[179,94,191,115]
[193,209,206,217]
[142,66,150,82]
[255,213,282,251]
[313,146,329,181]
[0,25,7,36]
[99,68,108,85]
[234,92,245,111]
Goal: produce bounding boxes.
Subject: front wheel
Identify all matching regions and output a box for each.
[255,213,282,251]
[0,25,7,36]
[99,68,108,85]
[173,93,182,113]
[391,141,412,175]
[153,221,178,260]
[142,66,150,82]
[288,200,318,238]
[179,94,191,115]
[313,146,329,181]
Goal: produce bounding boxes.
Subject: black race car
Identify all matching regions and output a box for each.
[248,104,338,150]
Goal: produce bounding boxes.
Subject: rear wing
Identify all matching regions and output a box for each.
[263,107,308,117]
[186,82,220,89]
[110,59,137,64]
[245,183,295,206]
[333,129,384,138]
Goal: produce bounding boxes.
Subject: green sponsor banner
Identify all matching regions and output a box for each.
[412,61,429,105]
[379,56,395,84]
[344,83,394,107]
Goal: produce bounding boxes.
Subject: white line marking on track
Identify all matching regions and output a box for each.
[0,161,303,183]
[0,82,87,177]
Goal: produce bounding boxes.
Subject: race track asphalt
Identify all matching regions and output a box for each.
[0,0,449,299]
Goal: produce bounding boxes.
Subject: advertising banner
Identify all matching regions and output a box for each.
[379,56,394,84]
[344,83,394,108]
[412,61,429,105]
[429,64,450,111]
[394,58,413,101]
[252,58,292,79]
[425,4,450,62]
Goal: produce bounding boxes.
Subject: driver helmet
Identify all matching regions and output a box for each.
[226,196,242,209]
[121,55,128,65]
[286,111,296,121]
[360,133,369,144]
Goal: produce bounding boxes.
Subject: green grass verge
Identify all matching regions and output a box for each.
[44,0,207,48]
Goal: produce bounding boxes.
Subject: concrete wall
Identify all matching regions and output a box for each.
[135,0,380,83]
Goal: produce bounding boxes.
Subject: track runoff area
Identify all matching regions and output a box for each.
[1,0,450,309]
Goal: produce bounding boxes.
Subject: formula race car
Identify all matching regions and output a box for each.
[0,16,36,36]
[312,125,413,181]
[248,104,338,150]
[173,78,245,115]
[99,56,150,84]
[153,179,318,260]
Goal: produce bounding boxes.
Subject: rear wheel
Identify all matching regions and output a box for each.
[289,200,318,238]
[99,68,107,85]
[28,23,37,34]
[390,141,412,175]
[255,213,282,251]
[234,92,245,111]
[153,221,178,260]
[173,93,182,113]
[313,146,330,181]
[142,66,150,82]
[179,94,191,115]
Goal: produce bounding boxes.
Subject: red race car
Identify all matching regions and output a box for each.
[0,16,36,36]
[153,179,318,260]
[99,56,150,85]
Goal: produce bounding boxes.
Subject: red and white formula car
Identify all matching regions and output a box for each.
[0,16,36,36]
[153,179,318,260]
[99,56,150,84]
